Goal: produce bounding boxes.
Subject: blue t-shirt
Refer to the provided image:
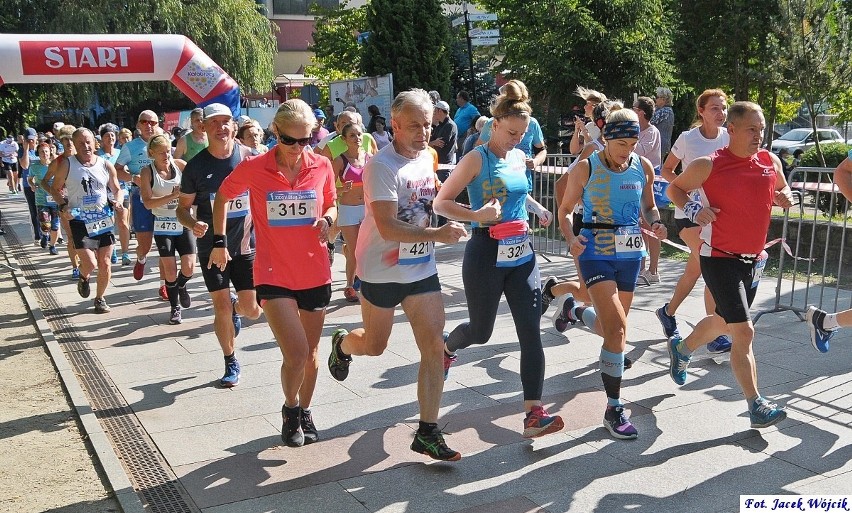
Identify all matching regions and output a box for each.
[579,151,646,261]
[97,148,120,166]
[453,102,480,137]
[21,149,37,188]
[479,116,545,158]
[29,161,51,205]
[116,138,151,177]
[466,145,529,228]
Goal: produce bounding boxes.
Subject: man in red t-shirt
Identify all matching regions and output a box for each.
[665,101,794,429]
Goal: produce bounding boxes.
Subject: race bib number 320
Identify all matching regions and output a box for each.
[496,234,533,267]
[267,190,317,227]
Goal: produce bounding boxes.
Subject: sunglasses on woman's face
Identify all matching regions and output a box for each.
[278,134,312,146]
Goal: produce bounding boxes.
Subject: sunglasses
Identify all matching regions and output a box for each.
[139,120,159,126]
[278,134,312,146]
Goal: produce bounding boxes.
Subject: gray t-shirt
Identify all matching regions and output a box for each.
[355,144,438,284]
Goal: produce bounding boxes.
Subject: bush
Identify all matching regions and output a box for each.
[800,142,852,168]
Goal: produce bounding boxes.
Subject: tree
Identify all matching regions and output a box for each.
[777,0,852,166]
[360,0,453,99]
[0,0,276,130]
[306,0,368,96]
[830,88,852,141]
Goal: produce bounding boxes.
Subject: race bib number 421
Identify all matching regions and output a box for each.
[399,241,433,265]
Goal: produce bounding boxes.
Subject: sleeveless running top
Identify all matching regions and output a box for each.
[65,155,109,210]
[466,145,529,228]
[340,153,369,185]
[579,151,646,260]
[698,148,777,257]
[182,133,208,161]
[149,162,182,217]
[30,161,51,205]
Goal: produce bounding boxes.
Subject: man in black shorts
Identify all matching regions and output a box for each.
[177,103,262,387]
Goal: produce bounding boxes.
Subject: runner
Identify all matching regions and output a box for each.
[18,129,41,244]
[327,89,467,461]
[656,89,732,354]
[804,148,852,352]
[434,81,564,440]
[177,103,262,387]
[331,122,371,302]
[139,135,194,325]
[50,128,125,313]
[43,131,81,279]
[211,99,336,447]
[632,96,663,283]
[173,108,208,161]
[27,140,61,255]
[116,111,159,286]
[1,134,19,194]
[554,108,667,440]
[97,123,129,265]
[665,101,794,428]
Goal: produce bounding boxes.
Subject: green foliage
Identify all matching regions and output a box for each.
[0,0,276,127]
[800,142,851,168]
[306,0,367,95]
[360,0,453,98]
[449,39,498,116]
[775,96,802,125]
[832,88,852,124]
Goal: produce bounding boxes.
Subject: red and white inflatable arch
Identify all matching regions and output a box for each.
[0,34,241,116]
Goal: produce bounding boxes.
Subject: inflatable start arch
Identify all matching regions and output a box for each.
[0,34,241,117]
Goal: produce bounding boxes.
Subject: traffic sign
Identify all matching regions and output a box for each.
[451,16,465,28]
[470,28,500,38]
[471,37,500,46]
[469,13,498,22]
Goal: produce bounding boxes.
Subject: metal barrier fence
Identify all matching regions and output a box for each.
[531,153,575,259]
[753,166,852,324]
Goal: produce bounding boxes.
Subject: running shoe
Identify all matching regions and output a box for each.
[301,408,318,445]
[158,284,168,301]
[442,332,456,381]
[40,234,48,248]
[638,269,660,284]
[133,259,145,281]
[57,237,65,245]
[623,355,633,370]
[110,248,117,264]
[749,398,787,428]
[328,328,352,381]
[806,305,835,353]
[707,335,733,354]
[121,253,131,266]
[93,297,111,314]
[281,405,304,447]
[327,242,335,264]
[551,294,577,333]
[541,276,558,314]
[77,276,90,298]
[410,425,461,461]
[71,267,80,280]
[353,276,361,292]
[178,285,191,308]
[656,303,679,338]
[343,286,359,302]
[48,245,58,256]
[667,335,691,386]
[522,405,565,438]
[230,293,242,337]
[220,358,240,387]
[169,306,182,325]
[603,405,638,440]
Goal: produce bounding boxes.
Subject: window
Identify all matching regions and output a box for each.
[272,0,337,15]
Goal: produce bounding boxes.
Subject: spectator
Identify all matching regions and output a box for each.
[310,108,330,148]
[428,90,441,105]
[570,87,607,154]
[651,87,675,156]
[453,90,480,150]
[370,116,392,150]
[792,148,805,169]
[778,148,793,174]
[366,104,381,133]
[460,115,488,159]
[259,97,271,108]
[429,101,457,165]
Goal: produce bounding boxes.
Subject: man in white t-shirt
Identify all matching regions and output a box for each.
[633,96,663,283]
[0,135,20,194]
[327,89,467,462]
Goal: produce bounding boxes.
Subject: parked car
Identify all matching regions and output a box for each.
[771,128,844,154]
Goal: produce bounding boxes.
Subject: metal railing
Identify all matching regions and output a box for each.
[530,153,576,258]
[753,167,852,324]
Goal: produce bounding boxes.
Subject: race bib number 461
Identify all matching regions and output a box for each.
[615,226,645,258]
[267,190,317,227]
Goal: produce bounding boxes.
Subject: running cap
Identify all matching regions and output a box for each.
[313,108,326,120]
[603,120,640,140]
[236,115,251,128]
[25,128,38,140]
[435,101,450,112]
[53,122,65,132]
[203,103,232,120]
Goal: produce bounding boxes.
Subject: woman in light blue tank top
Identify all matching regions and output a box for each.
[434,80,565,440]
[554,107,667,441]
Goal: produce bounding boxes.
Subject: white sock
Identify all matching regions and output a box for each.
[824,313,840,331]
[138,256,147,264]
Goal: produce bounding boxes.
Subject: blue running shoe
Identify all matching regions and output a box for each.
[220,358,240,387]
[806,306,836,353]
[667,335,691,386]
[523,405,564,438]
[656,303,679,338]
[750,398,787,428]
[353,276,361,292]
[230,293,242,337]
[49,245,58,255]
[551,294,577,333]
[707,335,732,354]
[71,267,80,280]
[604,405,638,440]
[110,248,117,264]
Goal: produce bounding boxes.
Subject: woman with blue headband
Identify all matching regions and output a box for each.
[553,107,667,440]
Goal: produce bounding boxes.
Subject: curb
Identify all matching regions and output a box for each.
[3,246,147,513]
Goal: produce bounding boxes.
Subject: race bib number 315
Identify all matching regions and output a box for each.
[267,190,317,227]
